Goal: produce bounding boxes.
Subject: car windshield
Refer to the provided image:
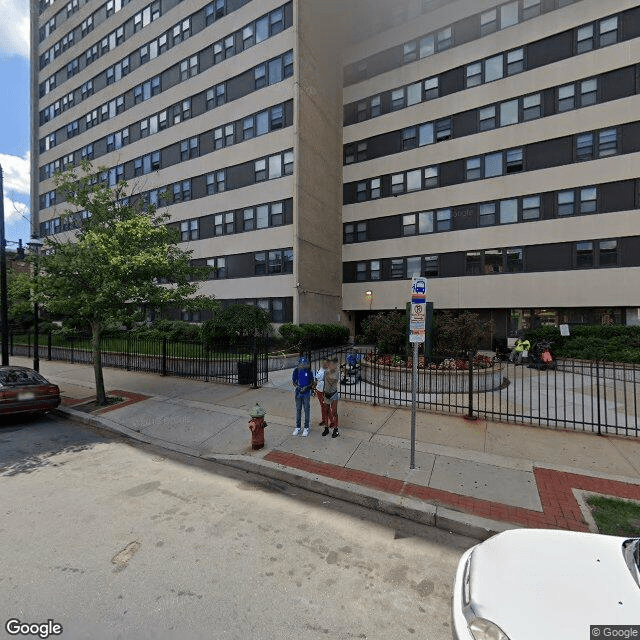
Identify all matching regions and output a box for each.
[0,370,48,386]
[623,539,640,587]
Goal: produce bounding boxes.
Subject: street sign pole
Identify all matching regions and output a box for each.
[409,275,428,470]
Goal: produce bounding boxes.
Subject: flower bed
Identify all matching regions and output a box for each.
[361,353,504,393]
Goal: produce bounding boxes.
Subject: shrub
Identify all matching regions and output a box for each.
[432,311,488,356]
[360,311,407,355]
[524,324,640,363]
[202,304,272,344]
[278,323,350,351]
[278,324,305,350]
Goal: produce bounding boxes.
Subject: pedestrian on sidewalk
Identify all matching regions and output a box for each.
[314,358,330,428]
[292,356,314,436]
[322,358,340,438]
[510,335,530,365]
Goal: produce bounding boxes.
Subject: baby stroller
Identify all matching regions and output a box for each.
[527,340,557,371]
[340,349,362,384]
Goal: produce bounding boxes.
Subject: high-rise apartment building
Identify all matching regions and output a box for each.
[32,0,640,338]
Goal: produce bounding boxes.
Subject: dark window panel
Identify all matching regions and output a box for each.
[525,243,572,272]
[620,236,640,267]
[526,29,572,69]
[191,176,207,201]
[453,110,477,138]
[541,192,555,219]
[343,263,355,283]
[621,122,640,154]
[163,143,180,167]
[542,87,556,116]
[163,65,180,91]
[440,66,464,96]
[191,93,206,118]
[439,252,465,278]
[367,216,401,241]
[343,182,356,205]
[440,159,464,187]
[454,13,479,45]
[227,69,253,101]
[200,134,214,156]
[226,160,254,191]
[621,5,640,41]
[601,66,635,102]
[199,46,214,71]
[599,180,636,212]
[527,136,573,171]
[191,10,204,34]
[452,205,476,230]
[366,131,402,160]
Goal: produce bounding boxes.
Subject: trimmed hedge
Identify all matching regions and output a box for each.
[524,325,640,363]
[278,323,350,350]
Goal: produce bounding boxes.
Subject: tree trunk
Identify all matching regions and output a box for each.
[91,323,107,405]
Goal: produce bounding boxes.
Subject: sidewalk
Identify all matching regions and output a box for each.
[14,356,640,540]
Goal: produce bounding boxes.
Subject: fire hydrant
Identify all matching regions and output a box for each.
[248,403,267,450]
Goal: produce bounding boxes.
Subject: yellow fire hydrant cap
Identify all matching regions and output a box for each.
[249,403,266,418]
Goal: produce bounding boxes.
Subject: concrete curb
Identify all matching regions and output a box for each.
[54,406,514,541]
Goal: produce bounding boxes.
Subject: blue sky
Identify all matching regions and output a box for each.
[0,0,32,248]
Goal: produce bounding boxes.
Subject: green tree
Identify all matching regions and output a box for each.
[432,311,488,356]
[38,160,214,404]
[8,270,33,331]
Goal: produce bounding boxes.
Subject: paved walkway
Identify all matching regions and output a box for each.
[13,357,640,540]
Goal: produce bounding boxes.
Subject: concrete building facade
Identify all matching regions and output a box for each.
[31,0,640,336]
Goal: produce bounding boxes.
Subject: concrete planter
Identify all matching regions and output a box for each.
[361,360,504,393]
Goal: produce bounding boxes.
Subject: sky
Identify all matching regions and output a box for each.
[0,0,32,248]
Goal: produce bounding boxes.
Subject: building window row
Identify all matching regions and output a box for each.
[344,179,640,245]
[344,123,630,205]
[40,100,293,187]
[39,1,291,126]
[345,238,625,283]
[177,298,291,324]
[39,49,294,155]
[344,7,637,126]
[39,0,156,70]
[345,2,627,86]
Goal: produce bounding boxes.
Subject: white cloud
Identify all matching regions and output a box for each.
[3,195,29,223]
[0,151,30,195]
[0,0,30,59]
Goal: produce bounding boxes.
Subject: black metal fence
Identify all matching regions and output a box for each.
[9,332,269,387]
[306,346,640,438]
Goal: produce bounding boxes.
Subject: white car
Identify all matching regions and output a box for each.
[453,529,640,640]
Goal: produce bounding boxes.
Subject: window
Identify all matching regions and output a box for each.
[506,148,523,173]
[500,100,518,126]
[435,118,452,141]
[402,127,417,151]
[485,249,504,274]
[355,263,367,281]
[271,105,284,130]
[243,116,254,140]
[418,211,433,234]
[576,241,593,267]
[283,151,293,175]
[580,78,597,106]
[423,256,439,278]
[407,82,421,106]
[479,106,496,131]
[424,166,438,188]
[424,77,438,100]
[506,49,524,75]
[576,133,594,161]
[522,0,541,20]
[214,212,233,235]
[206,0,225,25]
[180,219,198,242]
[557,190,575,216]
[599,240,617,266]
[466,251,482,275]
[577,24,594,53]
[255,159,267,182]
[522,93,541,121]
[207,257,226,279]
[173,180,191,202]
[598,128,617,157]
[242,24,254,49]
[391,173,404,195]
[256,15,269,42]
[418,122,434,147]
[500,2,518,29]
[436,27,452,51]
[479,203,496,226]
[481,9,497,36]
[370,95,381,117]
[466,62,482,88]
[403,41,417,64]
[522,195,540,220]
[558,84,575,111]
[580,187,597,213]
[370,178,381,199]
[67,121,79,137]
[402,215,416,236]
[499,199,518,224]
[389,259,404,279]
[436,209,451,231]
[255,65,267,89]
[391,89,405,111]
[173,18,190,44]
[485,54,504,82]
[485,152,503,178]
[181,137,199,160]
[269,154,282,179]
[271,202,284,226]
[599,16,618,47]
[419,34,434,58]
[467,158,481,181]
[370,261,381,281]
[256,205,268,229]
[506,248,524,272]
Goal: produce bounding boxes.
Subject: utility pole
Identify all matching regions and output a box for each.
[0,165,9,365]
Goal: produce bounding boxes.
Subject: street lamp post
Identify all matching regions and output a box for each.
[0,165,9,366]
[28,238,44,372]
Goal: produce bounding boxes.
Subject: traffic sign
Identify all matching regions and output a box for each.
[411,276,428,296]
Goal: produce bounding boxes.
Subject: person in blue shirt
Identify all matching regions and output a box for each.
[291,356,314,436]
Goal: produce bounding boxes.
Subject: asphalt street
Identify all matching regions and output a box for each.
[0,415,475,640]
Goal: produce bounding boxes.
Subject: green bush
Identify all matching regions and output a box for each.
[278,323,350,351]
[360,311,407,355]
[202,304,272,345]
[524,324,640,363]
[132,319,202,342]
[432,311,488,356]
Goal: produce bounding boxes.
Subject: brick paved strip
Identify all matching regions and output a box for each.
[266,451,640,532]
[95,390,150,414]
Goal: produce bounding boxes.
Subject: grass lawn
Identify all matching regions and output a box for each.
[587,495,640,537]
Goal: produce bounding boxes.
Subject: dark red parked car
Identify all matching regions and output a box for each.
[0,366,61,416]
